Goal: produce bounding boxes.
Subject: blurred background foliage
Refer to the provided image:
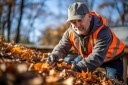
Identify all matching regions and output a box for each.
[0,0,128,46]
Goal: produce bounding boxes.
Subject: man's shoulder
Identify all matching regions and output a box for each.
[97,25,112,38]
[101,25,110,32]
[65,26,74,33]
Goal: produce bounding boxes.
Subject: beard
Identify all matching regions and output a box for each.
[74,27,88,35]
[76,30,85,35]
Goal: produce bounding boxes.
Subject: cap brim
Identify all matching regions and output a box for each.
[66,15,85,23]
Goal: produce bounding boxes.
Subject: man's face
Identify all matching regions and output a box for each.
[70,14,92,35]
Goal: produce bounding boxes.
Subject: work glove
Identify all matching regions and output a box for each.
[71,60,87,72]
[71,55,83,65]
[46,54,59,62]
[71,63,82,72]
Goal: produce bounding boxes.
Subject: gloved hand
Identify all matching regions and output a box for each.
[74,55,83,63]
[70,55,83,65]
[46,54,58,62]
[71,63,82,72]
[72,61,88,72]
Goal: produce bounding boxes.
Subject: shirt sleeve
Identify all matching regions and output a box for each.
[51,29,72,58]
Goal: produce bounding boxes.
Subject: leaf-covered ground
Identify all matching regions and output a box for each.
[0,37,124,85]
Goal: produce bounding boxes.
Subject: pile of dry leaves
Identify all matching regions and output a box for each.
[0,37,123,85]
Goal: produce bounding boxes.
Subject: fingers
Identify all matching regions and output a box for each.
[46,57,51,62]
[50,56,55,61]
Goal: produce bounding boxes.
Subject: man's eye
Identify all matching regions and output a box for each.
[78,20,82,22]
[71,22,76,25]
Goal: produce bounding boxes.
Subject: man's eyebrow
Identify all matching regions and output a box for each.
[70,20,75,22]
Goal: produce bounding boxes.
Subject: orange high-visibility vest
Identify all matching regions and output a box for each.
[69,12,126,61]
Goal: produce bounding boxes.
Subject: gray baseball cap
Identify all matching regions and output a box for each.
[66,2,90,22]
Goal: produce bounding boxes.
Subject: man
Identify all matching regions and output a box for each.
[46,2,126,79]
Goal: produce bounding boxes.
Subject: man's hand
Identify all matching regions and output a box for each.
[71,64,82,72]
[46,54,58,62]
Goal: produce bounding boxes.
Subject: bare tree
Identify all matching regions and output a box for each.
[26,1,46,43]
[98,0,128,26]
[114,0,128,25]
[0,0,15,41]
[6,0,15,42]
[15,0,24,43]
[0,2,3,35]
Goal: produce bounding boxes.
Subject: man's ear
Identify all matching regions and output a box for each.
[88,13,92,21]
[89,13,92,17]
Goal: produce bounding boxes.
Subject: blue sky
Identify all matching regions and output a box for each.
[20,0,122,44]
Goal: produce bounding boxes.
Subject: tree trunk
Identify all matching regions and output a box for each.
[7,4,12,42]
[15,0,24,43]
[114,0,127,26]
[0,16,1,34]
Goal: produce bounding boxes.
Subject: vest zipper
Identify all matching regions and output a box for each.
[80,38,88,55]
